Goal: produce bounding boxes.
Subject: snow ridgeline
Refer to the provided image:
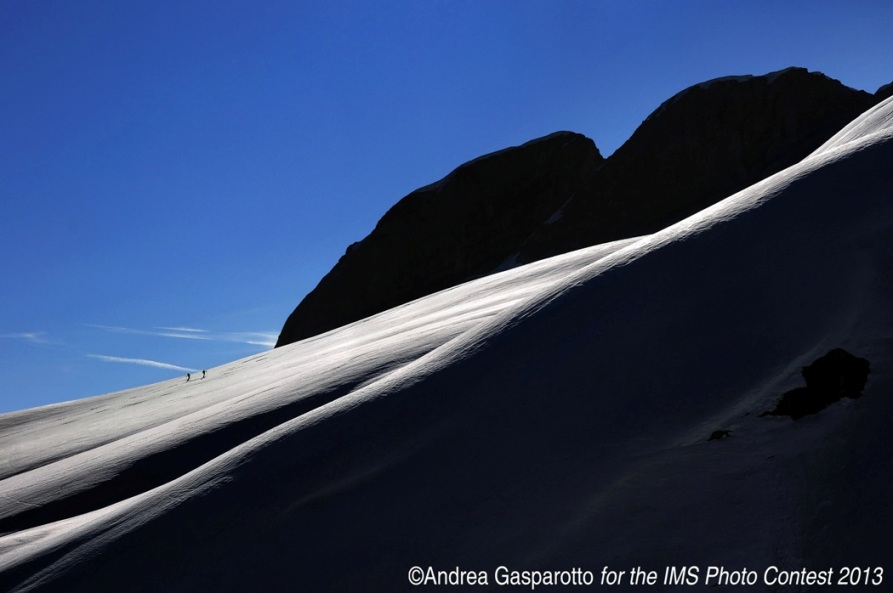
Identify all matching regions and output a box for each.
[1,96,892,592]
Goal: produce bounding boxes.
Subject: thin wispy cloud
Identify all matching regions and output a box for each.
[152,331,212,341]
[87,324,276,347]
[87,354,194,372]
[0,332,50,345]
[220,332,278,348]
[86,324,213,341]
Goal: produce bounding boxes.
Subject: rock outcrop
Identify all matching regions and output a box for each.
[276,132,602,346]
[765,348,870,419]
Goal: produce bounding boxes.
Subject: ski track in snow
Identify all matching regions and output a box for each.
[1,96,892,592]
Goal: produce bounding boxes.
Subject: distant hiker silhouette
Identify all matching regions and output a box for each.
[202,370,206,379]
[186,373,191,382]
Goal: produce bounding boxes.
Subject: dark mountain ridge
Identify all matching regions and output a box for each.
[277,67,887,347]
[517,67,876,261]
[277,131,601,346]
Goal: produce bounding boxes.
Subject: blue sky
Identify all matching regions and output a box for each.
[2,1,892,413]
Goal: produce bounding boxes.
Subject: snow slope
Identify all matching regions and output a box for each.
[2,97,892,592]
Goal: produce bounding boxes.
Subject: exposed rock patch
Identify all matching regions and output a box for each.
[765,348,870,419]
[708,429,731,441]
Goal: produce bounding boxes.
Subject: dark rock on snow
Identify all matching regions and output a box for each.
[277,68,883,347]
[766,348,870,419]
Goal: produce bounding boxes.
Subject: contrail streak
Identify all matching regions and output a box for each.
[87,354,194,372]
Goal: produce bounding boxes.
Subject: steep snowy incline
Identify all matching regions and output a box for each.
[0,237,638,534]
[2,97,893,592]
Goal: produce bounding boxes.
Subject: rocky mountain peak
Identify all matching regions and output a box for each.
[516,67,876,262]
[276,131,603,346]
[277,68,883,347]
